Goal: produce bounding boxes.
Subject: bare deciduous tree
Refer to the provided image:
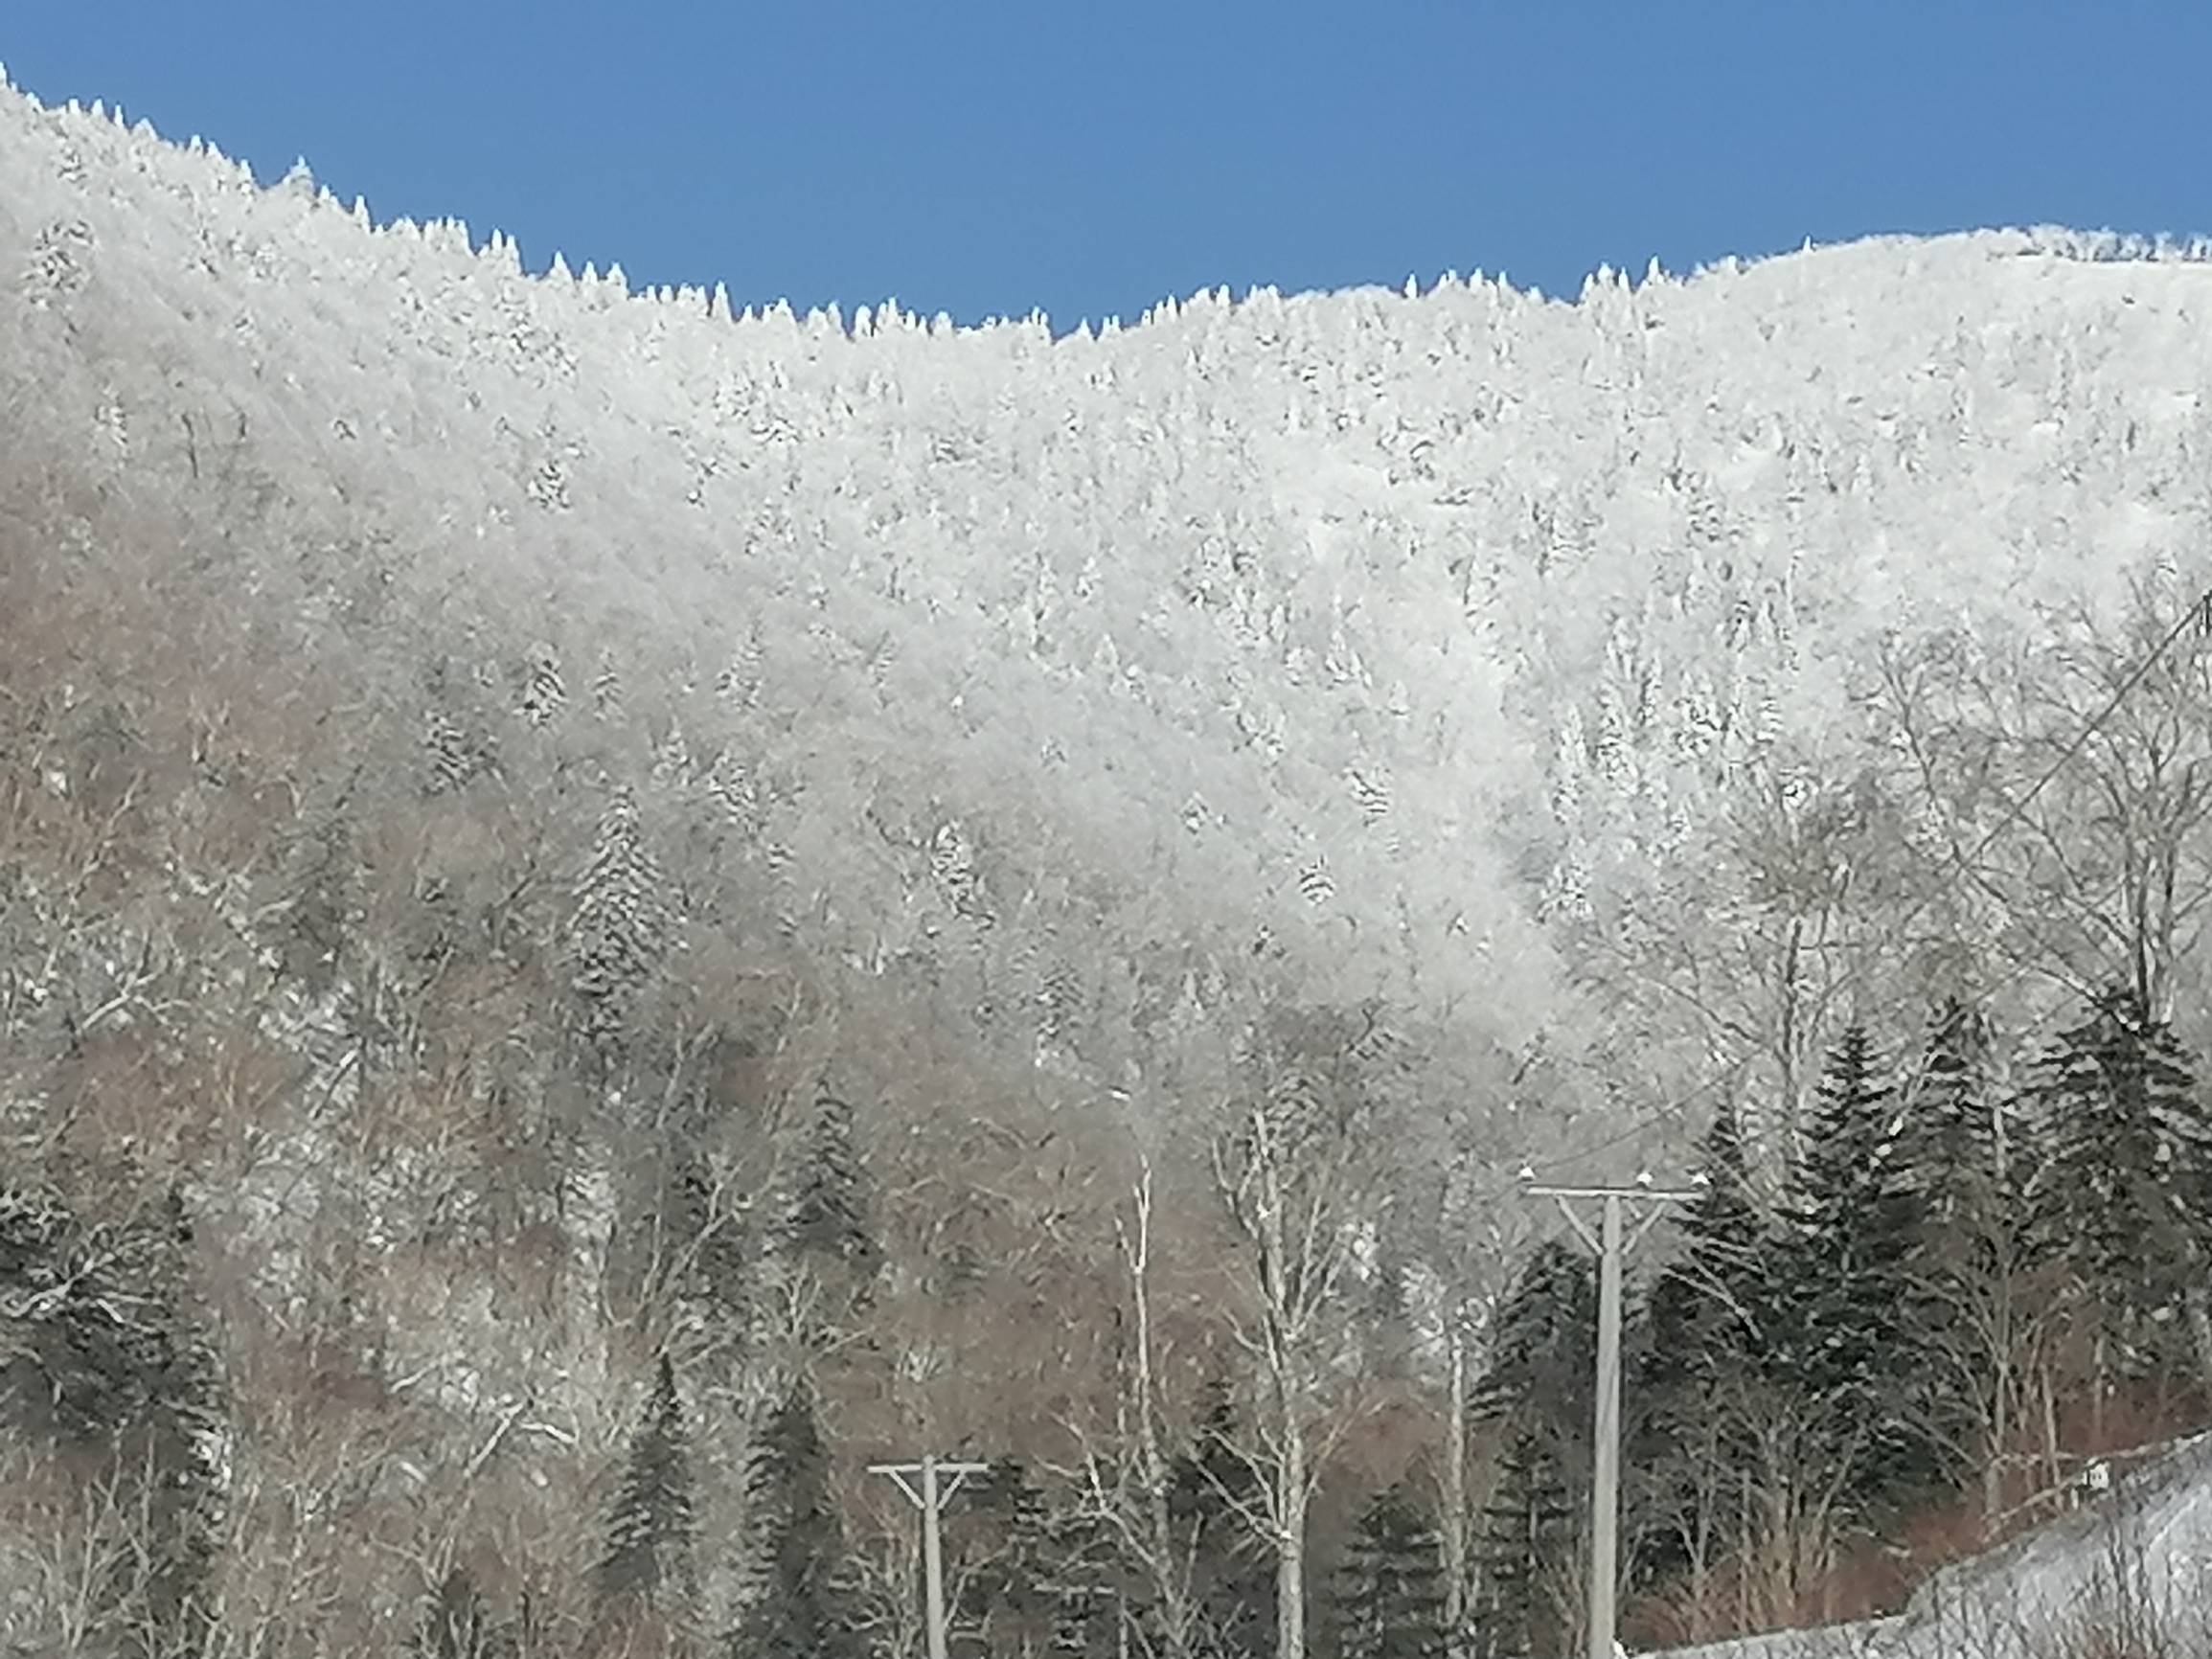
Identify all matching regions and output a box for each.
[1207,1004,1399,1659]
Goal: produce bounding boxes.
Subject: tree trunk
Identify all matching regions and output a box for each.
[1442,1321,1468,1653]
[1259,1135,1308,1659]
[2091,1328,2108,1454]
[1277,1426,1309,1659]
[1688,1421,1718,1640]
[2041,1361,2063,1507]
[1252,1111,1309,1659]
[1119,1165,1195,1659]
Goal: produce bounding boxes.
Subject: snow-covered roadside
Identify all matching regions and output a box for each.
[1654,1434,2212,1658]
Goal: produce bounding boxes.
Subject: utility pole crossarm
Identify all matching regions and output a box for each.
[1522,1184,1703,1201]
[1520,1176,1697,1659]
[867,1459,990,1509]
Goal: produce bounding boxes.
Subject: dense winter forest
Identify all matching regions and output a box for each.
[6,75,2212,1659]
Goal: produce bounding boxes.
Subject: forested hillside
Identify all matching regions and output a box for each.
[5,75,2212,1658]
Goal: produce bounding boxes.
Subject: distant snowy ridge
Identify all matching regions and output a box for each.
[7,71,2212,1138]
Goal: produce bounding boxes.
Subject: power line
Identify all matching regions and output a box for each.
[1511,580,2212,1195]
[1957,585,2212,877]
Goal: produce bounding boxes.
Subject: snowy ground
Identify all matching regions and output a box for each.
[1654,1434,2212,1657]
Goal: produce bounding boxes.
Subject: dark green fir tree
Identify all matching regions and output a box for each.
[597,1354,698,1619]
[787,1094,878,1276]
[1475,1241,1595,1453]
[1646,1095,1772,1390]
[2022,987,2212,1382]
[731,1383,863,1659]
[1897,997,2011,1236]
[1894,995,2020,1490]
[1330,1483,1448,1659]
[1471,1428,1575,1659]
[1776,1026,1928,1509]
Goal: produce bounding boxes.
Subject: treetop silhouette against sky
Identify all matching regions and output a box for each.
[6,0,2210,330]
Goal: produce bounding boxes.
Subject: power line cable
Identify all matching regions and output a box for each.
[1511,580,2212,1194]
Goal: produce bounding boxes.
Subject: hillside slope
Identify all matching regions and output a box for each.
[8,83,2212,1145]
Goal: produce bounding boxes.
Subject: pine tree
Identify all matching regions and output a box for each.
[592,648,624,718]
[954,1459,1070,1656]
[731,1383,861,1659]
[567,784,673,1055]
[1330,1484,1448,1659]
[1898,997,2010,1234]
[1474,1242,1595,1447]
[1647,1096,1771,1383]
[597,1354,698,1617]
[1470,1429,1574,1659]
[1894,996,2021,1498]
[1471,1248,1593,1659]
[787,1094,877,1275]
[419,1565,508,1659]
[1774,1027,1928,1509]
[423,706,491,794]
[121,1186,226,1659]
[1637,1098,1776,1612]
[2022,987,2212,1383]
[1037,1494,1119,1659]
[519,643,566,726]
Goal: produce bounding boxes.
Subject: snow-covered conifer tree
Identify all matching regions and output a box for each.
[567,784,674,1055]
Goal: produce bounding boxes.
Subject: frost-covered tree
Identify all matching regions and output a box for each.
[519,641,566,726]
[27,76,2212,1656]
[567,784,674,1055]
[1210,1003,1404,1659]
[592,648,624,718]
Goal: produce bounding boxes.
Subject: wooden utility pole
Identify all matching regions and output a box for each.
[868,1454,989,1659]
[1523,1177,1699,1659]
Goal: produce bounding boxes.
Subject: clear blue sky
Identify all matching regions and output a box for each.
[5,1,2208,329]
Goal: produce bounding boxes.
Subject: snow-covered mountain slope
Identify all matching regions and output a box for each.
[7,74,2212,1156]
[1655,1434,2212,1657]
